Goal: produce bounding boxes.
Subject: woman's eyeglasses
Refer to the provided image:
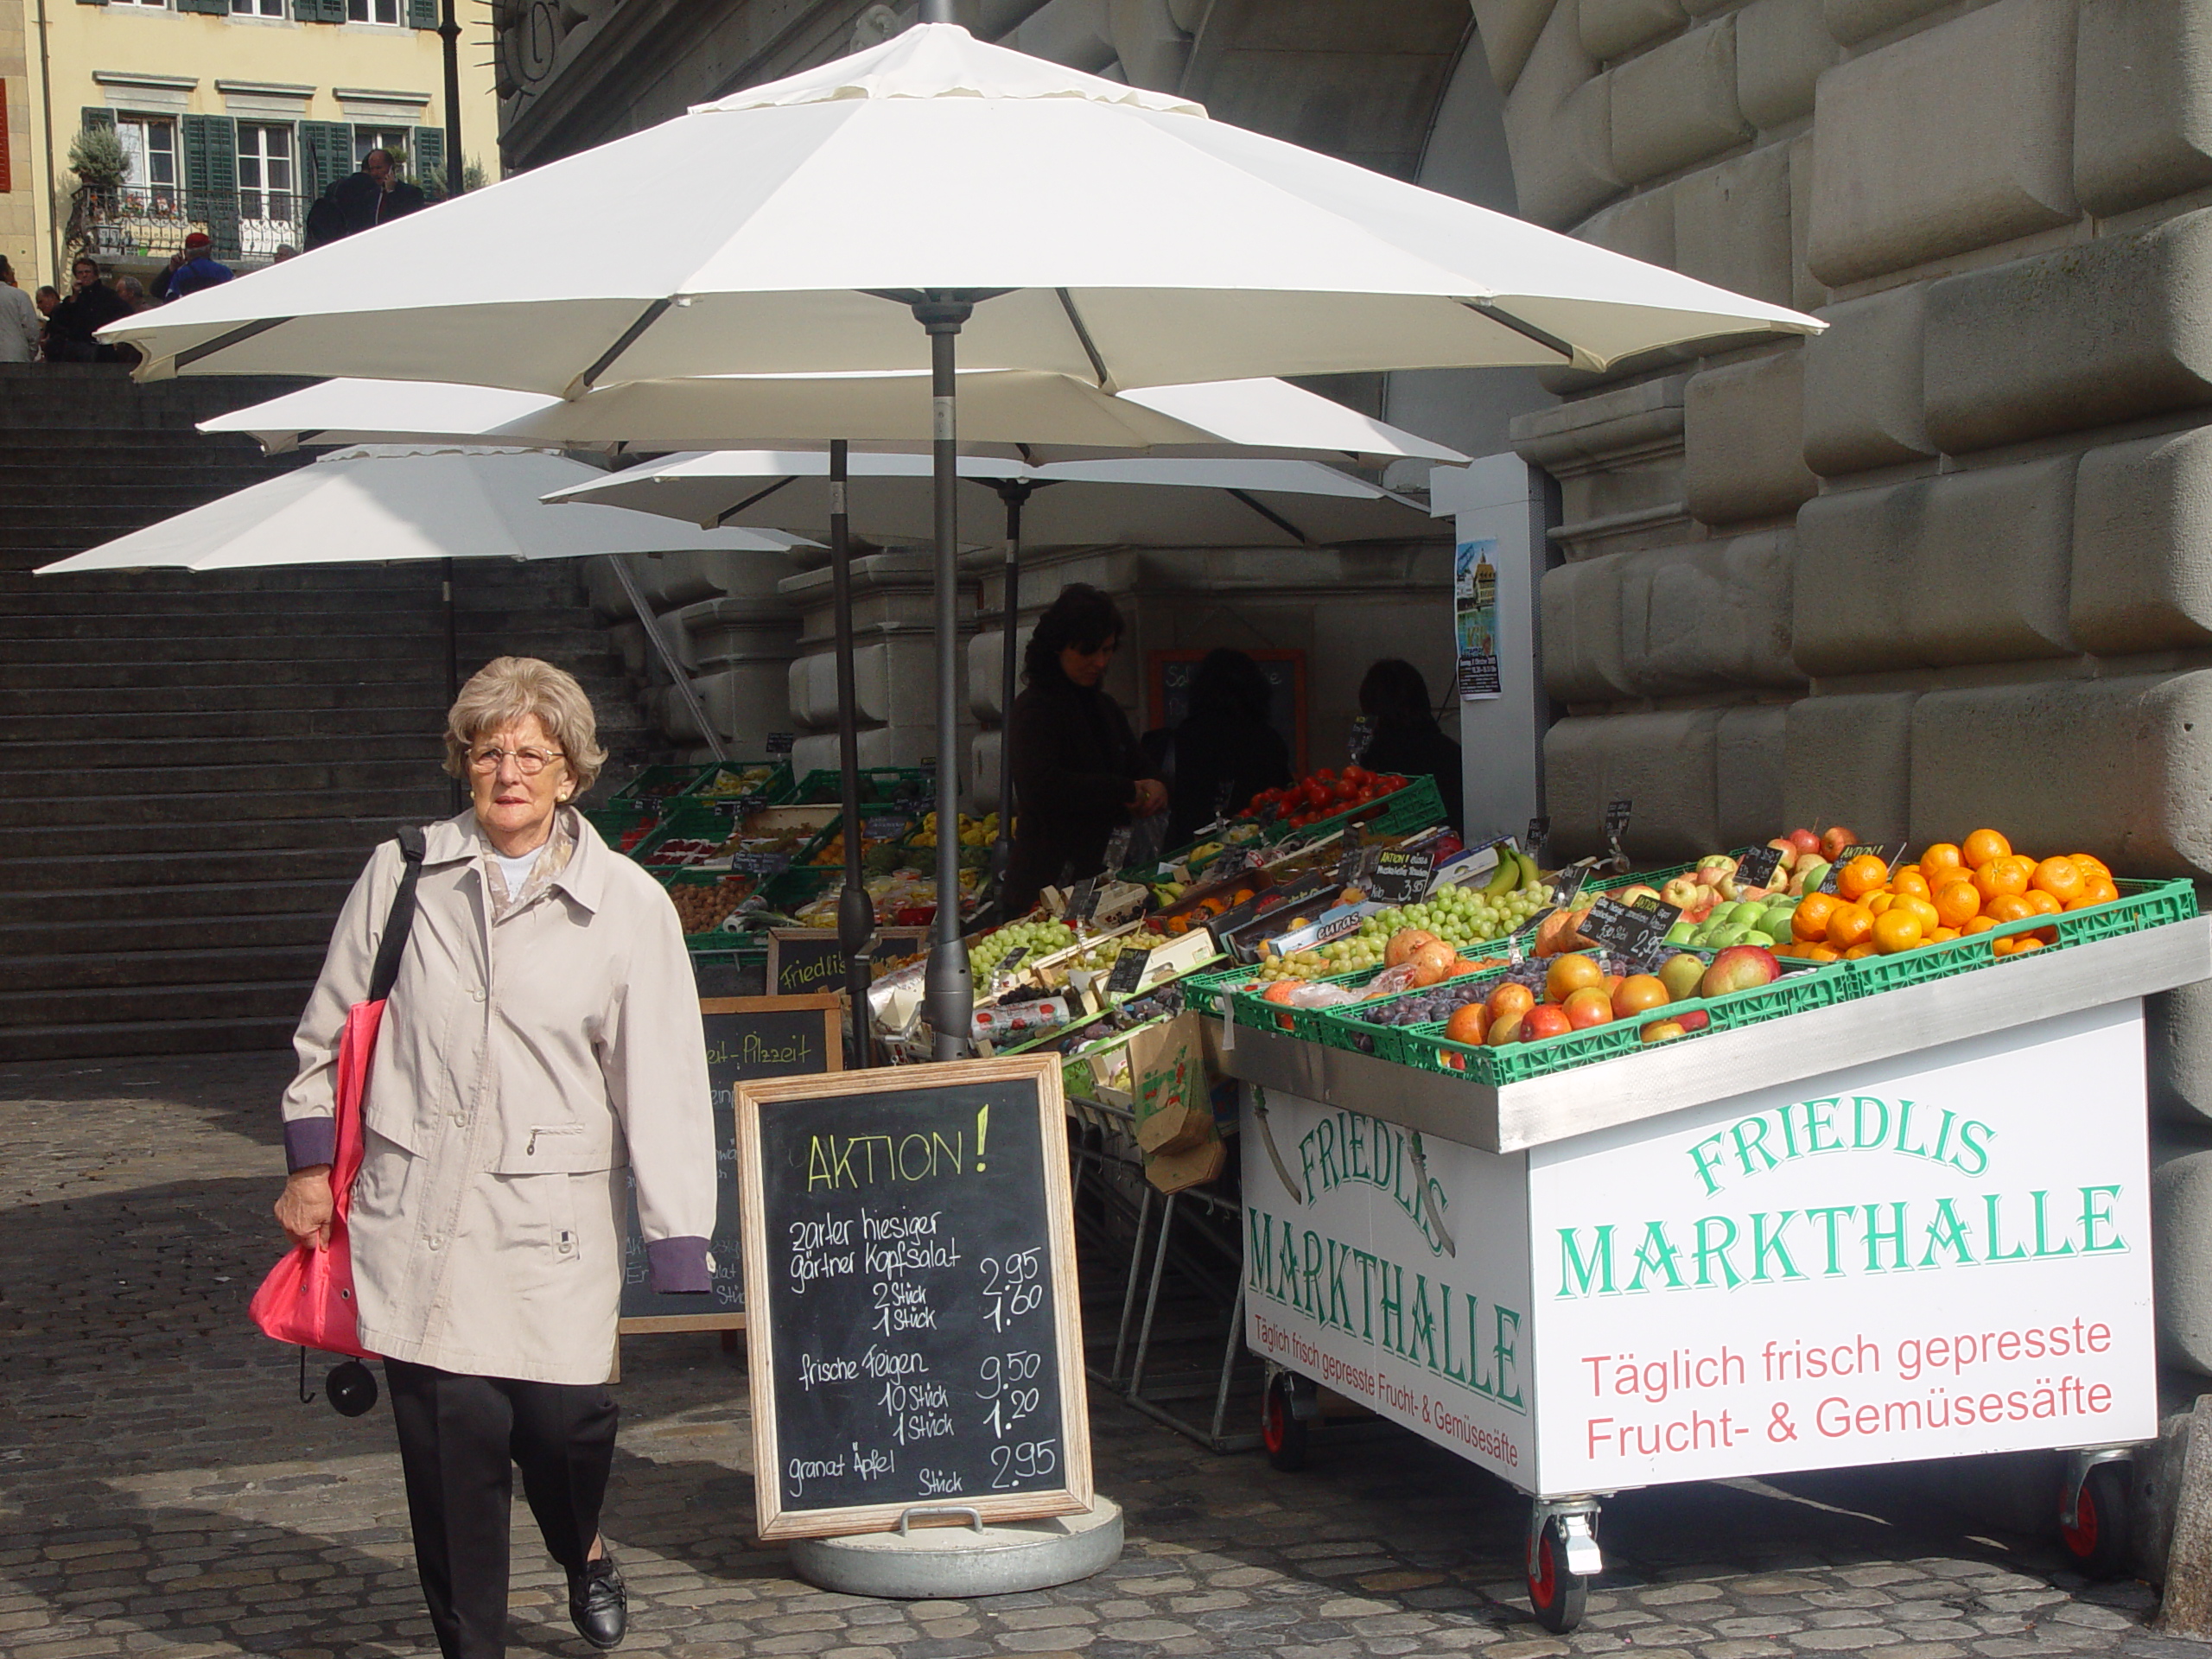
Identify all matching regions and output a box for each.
[467,745,565,774]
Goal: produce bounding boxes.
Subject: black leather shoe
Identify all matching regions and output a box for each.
[569,1556,626,1650]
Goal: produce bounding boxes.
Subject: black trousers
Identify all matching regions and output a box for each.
[385,1358,620,1659]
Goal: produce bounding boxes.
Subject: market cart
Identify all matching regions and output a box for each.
[1213,912,2211,1631]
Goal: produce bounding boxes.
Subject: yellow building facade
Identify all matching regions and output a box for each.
[2,0,498,292]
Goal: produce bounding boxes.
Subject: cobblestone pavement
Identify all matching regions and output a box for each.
[1,1054,2205,1659]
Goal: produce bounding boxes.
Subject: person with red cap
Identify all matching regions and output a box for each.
[153,232,234,303]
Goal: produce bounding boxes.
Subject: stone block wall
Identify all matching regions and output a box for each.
[1489,0,2212,1532]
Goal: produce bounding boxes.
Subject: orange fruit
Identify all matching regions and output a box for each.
[2031,857,2084,903]
[2011,938,2047,957]
[1838,854,1890,900]
[1896,895,1942,932]
[1805,943,1841,963]
[1963,829,2012,869]
[2022,890,2062,916]
[1930,925,1960,942]
[2082,878,2120,906]
[1843,942,1878,960]
[1866,890,1897,914]
[1974,861,2030,903]
[1934,880,1981,928]
[2070,852,2110,877]
[1992,936,2018,957]
[1961,914,1999,935]
[1827,902,1876,949]
[1891,869,1932,901]
[1920,842,1966,883]
[1793,893,1839,940]
[1872,910,1924,954]
[1986,893,2037,924]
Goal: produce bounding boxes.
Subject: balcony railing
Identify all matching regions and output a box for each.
[67,184,309,271]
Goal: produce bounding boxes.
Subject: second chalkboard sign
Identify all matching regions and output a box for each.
[736,1055,1092,1540]
[618,995,841,1337]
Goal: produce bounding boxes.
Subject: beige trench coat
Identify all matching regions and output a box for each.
[280,808,715,1385]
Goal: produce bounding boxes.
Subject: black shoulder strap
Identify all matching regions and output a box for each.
[366,825,428,1005]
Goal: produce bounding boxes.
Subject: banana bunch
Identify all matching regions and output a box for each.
[912,810,1000,849]
[1479,845,1547,897]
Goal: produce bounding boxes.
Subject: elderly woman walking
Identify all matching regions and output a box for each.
[273,658,714,1659]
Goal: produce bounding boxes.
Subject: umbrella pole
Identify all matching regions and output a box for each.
[914,295,976,1059]
[990,485,1026,904]
[829,439,874,1068]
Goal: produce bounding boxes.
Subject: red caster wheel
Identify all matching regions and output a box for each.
[1260,1372,1308,1472]
[2060,1461,2131,1580]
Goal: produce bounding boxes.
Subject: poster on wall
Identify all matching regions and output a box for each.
[1454,540,1501,701]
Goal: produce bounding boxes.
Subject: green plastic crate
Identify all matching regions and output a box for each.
[1262,772,1446,848]
[793,766,938,808]
[681,759,796,808]
[1223,964,1384,1046]
[659,868,761,945]
[611,763,717,804]
[582,799,656,852]
[629,804,737,869]
[1838,877,2197,999]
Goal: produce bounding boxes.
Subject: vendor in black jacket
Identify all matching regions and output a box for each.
[1358,658,1465,836]
[1004,584,1165,917]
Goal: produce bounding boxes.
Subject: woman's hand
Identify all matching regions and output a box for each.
[1131,779,1168,817]
[276,1166,335,1251]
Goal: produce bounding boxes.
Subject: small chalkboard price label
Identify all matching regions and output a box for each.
[1577,893,1681,969]
[1367,849,1436,904]
[1066,876,1103,925]
[1735,845,1784,890]
[618,995,841,1337]
[1526,817,1550,860]
[736,1054,1092,1540]
[1104,946,1152,997]
[1604,798,1632,847]
[1104,824,1134,873]
[731,851,792,875]
[863,815,911,841]
[766,732,797,757]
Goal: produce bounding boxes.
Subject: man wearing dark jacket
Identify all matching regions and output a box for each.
[304,148,428,249]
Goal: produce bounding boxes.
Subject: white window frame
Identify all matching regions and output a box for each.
[115,116,180,194]
[230,0,289,16]
[346,0,402,24]
[235,121,296,222]
[111,0,171,10]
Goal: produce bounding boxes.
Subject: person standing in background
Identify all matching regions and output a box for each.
[305,148,428,248]
[41,257,131,363]
[1004,584,1165,916]
[1357,658,1465,836]
[0,258,40,363]
[153,232,234,302]
[1162,647,1293,849]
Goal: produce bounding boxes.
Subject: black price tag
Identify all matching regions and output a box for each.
[1526,817,1550,860]
[1605,798,1632,845]
[1104,824,1134,872]
[1367,849,1436,904]
[994,944,1028,978]
[1552,861,1591,909]
[1578,893,1681,969]
[1215,779,1241,818]
[1211,844,1260,878]
[1067,876,1103,925]
[863,815,910,840]
[765,731,796,756]
[1105,946,1151,996]
[730,852,791,874]
[1335,842,1368,886]
[1349,715,1374,763]
[1735,845,1784,890]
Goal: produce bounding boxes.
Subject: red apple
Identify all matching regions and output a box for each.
[1700,945,1780,998]
[1820,825,1859,861]
[1766,837,1799,869]
[1614,883,1662,907]
[1521,1003,1573,1040]
[1788,828,1821,857]
[1675,1009,1711,1033]
[1561,987,1614,1029]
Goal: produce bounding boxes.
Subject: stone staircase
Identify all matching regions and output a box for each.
[0,365,664,1063]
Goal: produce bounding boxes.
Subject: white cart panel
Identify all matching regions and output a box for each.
[1529,999,2156,1492]
[1242,1084,1537,1485]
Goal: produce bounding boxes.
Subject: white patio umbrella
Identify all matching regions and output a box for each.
[543,445,1452,887]
[105,17,1821,1054]
[200,372,1466,465]
[35,445,814,760]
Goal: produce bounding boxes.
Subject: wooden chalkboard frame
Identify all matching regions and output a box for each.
[617,995,842,1338]
[734,1055,1092,1541]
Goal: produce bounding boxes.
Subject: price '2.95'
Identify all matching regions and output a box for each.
[981,1249,1043,1332]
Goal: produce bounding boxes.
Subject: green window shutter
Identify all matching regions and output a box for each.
[299,120,353,195]
[412,124,443,194]
[320,0,346,20]
[81,106,116,131]
[407,0,436,26]
[180,0,228,14]
[181,113,238,259]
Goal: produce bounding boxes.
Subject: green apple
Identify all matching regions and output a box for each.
[1657,952,1706,1002]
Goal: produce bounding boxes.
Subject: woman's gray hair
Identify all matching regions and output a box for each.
[443,657,607,794]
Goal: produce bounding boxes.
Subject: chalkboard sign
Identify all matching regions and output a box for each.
[1577,893,1681,969]
[1368,849,1436,903]
[736,1055,1092,1540]
[618,995,842,1337]
[1736,844,1784,890]
[770,929,930,999]
[1105,946,1152,997]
